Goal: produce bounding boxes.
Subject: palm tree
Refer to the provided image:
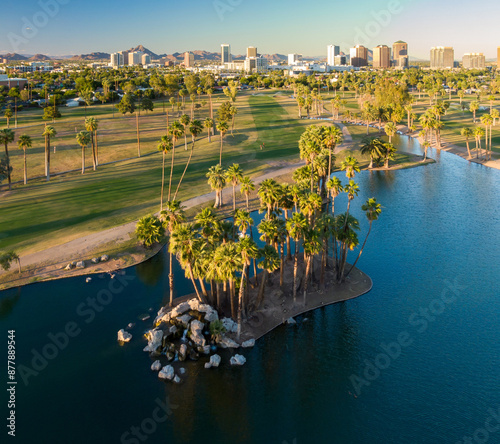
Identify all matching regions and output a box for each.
[167,121,184,200]
[160,200,186,307]
[302,227,321,304]
[17,134,32,185]
[4,108,13,128]
[382,142,397,169]
[461,127,473,159]
[76,131,91,174]
[473,126,485,159]
[206,164,226,208]
[384,122,397,143]
[204,117,214,142]
[236,236,258,337]
[174,120,203,200]
[325,125,342,179]
[225,163,243,211]
[340,156,360,179]
[480,114,493,161]
[469,101,479,123]
[360,137,384,169]
[258,178,281,219]
[0,129,15,190]
[84,117,99,170]
[286,212,308,302]
[255,245,280,308]
[239,176,255,210]
[422,141,431,162]
[135,215,165,248]
[42,125,57,181]
[179,114,190,151]
[229,105,238,135]
[490,109,499,126]
[216,120,229,165]
[326,176,343,215]
[157,135,173,211]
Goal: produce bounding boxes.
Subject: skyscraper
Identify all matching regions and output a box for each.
[247,46,257,58]
[288,54,302,65]
[327,45,340,66]
[462,53,485,69]
[128,51,145,66]
[350,45,368,67]
[110,53,123,67]
[393,40,408,68]
[221,44,231,64]
[373,45,391,68]
[184,52,195,68]
[430,47,454,69]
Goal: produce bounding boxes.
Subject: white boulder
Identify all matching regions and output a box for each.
[158,365,174,380]
[171,301,191,318]
[286,317,297,325]
[151,360,162,371]
[154,306,172,325]
[177,314,192,327]
[190,320,206,347]
[217,337,240,349]
[222,317,238,333]
[117,329,132,343]
[173,375,181,384]
[230,354,246,366]
[204,362,212,369]
[76,261,85,269]
[100,254,109,262]
[241,339,255,348]
[209,354,221,368]
[204,309,219,323]
[143,329,163,353]
[91,257,100,264]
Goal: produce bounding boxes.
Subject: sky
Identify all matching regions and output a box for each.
[0,0,499,59]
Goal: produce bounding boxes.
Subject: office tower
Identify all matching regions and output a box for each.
[244,56,268,73]
[288,54,303,65]
[373,45,391,68]
[247,46,257,58]
[128,51,145,66]
[334,55,346,66]
[393,40,408,67]
[110,53,123,67]
[430,47,454,69]
[142,54,151,65]
[462,53,486,69]
[221,44,231,64]
[118,50,130,66]
[184,52,195,67]
[350,45,368,67]
[327,45,340,66]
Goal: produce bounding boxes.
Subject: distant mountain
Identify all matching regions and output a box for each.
[30,54,52,61]
[71,52,110,61]
[127,45,160,59]
[0,53,28,61]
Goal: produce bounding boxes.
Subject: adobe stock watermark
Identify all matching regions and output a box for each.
[120,396,179,444]
[455,407,500,444]
[17,272,135,386]
[349,278,466,396]
[338,0,405,51]
[7,0,70,52]
[213,0,244,22]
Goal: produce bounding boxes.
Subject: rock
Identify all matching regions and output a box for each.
[286,317,297,325]
[221,317,238,333]
[166,351,175,361]
[91,257,100,264]
[230,354,246,366]
[179,367,186,375]
[117,329,132,342]
[190,320,206,347]
[64,263,74,271]
[169,325,178,335]
[179,344,187,361]
[204,362,212,369]
[85,277,92,283]
[76,261,85,269]
[139,314,151,321]
[127,323,135,329]
[242,339,255,348]
[201,345,210,355]
[173,375,181,384]
[171,301,191,318]
[209,354,221,368]
[188,298,214,314]
[143,329,163,353]
[217,336,240,349]
[151,360,162,371]
[100,254,109,262]
[158,365,174,380]
[154,306,172,326]
[177,314,192,327]
[204,310,219,323]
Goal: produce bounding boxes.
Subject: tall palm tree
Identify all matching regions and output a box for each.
[204,117,214,142]
[480,114,493,161]
[160,200,186,307]
[302,227,321,304]
[258,178,281,219]
[157,135,173,211]
[4,109,13,128]
[326,176,343,215]
[286,212,308,302]
[0,129,15,190]
[17,134,32,185]
[225,163,243,210]
[473,126,485,159]
[325,125,342,179]
[206,164,226,208]
[213,241,242,318]
[174,119,203,200]
[179,114,190,151]
[236,236,258,337]
[216,120,229,165]
[255,245,280,308]
[384,122,397,143]
[239,176,255,210]
[229,105,238,135]
[422,141,431,162]
[360,137,384,169]
[490,109,499,126]
[167,121,184,200]
[461,127,473,159]
[76,131,91,174]
[340,156,360,179]
[469,101,479,123]
[42,125,57,181]
[84,117,99,170]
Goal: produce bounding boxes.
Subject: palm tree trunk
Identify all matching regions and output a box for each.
[256,270,269,308]
[168,147,175,201]
[466,139,471,159]
[292,238,299,302]
[230,279,237,319]
[173,140,195,200]
[46,137,51,181]
[188,264,203,302]
[136,113,141,157]
[346,223,372,278]
[184,132,188,151]
[279,243,284,288]
[23,150,27,185]
[219,134,223,165]
[91,133,96,171]
[232,184,236,211]
[160,152,165,211]
[169,251,174,307]
[81,145,85,174]
[303,254,311,304]
[237,265,247,339]
[95,130,99,166]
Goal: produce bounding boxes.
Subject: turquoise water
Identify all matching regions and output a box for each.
[1,136,499,444]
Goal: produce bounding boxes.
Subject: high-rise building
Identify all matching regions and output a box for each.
[118,50,130,66]
[288,54,303,65]
[373,45,391,68]
[128,51,145,66]
[184,52,195,68]
[244,56,268,73]
[142,54,151,65]
[462,53,485,69]
[247,46,257,58]
[327,45,340,66]
[221,44,231,64]
[110,53,123,67]
[393,40,408,68]
[334,55,346,66]
[350,45,368,67]
[430,47,454,69]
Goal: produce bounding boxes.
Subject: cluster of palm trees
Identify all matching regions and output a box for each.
[75,117,100,174]
[136,124,382,332]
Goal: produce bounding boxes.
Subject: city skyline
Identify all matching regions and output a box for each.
[1,0,499,59]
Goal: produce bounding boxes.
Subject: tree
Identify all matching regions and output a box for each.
[206,164,226,208]
[0,129,15,190]
[204,117,214,142]
[0,156,12,185]
[384,122,397,143]
[140,97,154,114]
[76,130,90,174]
[286,212,308,302]
[43,106,61,122]
[240,176,255,209]
[116,94,136,115]
[473,126,485,159]
[469,100,479,123]
[135,215,165,247]
[255,245,280,308]
[179,114,191,151]
[480,113,493,161]
[422,141,431,162]
[229,105,238,135]
[17,134,32,185]
[84,117,99,170]
[382,142,397,169]
[41,125,57,181]
[167,121,184,200]
[461,127,473,159]
[340,156,360,179]
[157,135,173,211]
[4,108,13,128]
[0,251,21,274]
[226,163,244,211]
[216,120,229,165]
[360,137,385,169]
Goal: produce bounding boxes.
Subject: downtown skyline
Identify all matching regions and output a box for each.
[1,0,499,59]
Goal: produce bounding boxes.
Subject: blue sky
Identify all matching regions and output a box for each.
[0,0,499,59]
